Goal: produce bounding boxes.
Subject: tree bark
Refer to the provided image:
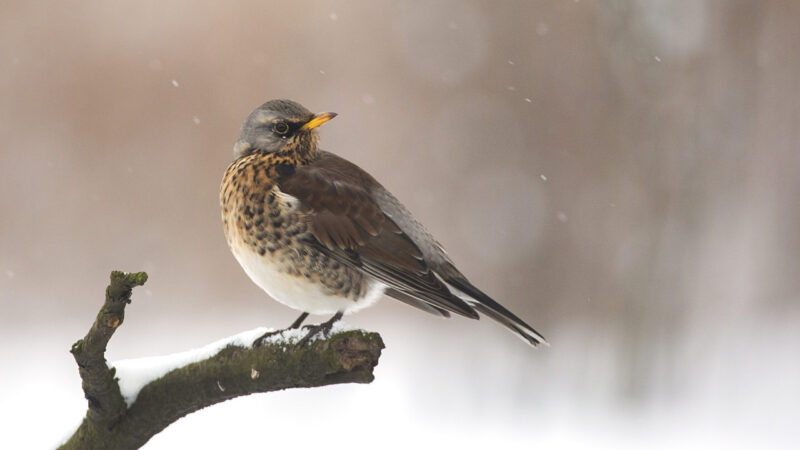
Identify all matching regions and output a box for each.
[60,271,384,449]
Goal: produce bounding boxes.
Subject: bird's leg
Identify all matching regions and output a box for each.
[252,312,310,347]
[288,312,310,329]
[296,311,344,347]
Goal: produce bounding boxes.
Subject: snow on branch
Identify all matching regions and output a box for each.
[59,271,384,450]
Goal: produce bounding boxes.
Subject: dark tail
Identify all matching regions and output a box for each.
[443,276,548,347]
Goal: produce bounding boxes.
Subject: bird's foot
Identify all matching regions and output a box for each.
[252,329,286,347]
[295,311,343,347]
[252,312,310,347]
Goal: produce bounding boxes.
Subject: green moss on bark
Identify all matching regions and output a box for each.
[62,271,384,450]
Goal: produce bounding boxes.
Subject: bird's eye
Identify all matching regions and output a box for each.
[273,121,290,135]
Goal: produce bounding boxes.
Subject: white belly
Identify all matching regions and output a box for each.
[232,244,385,315]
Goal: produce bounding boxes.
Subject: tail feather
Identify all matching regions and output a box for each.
[443,276,548,347]
[384,287,451,317]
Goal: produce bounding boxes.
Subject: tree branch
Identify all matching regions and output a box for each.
[60,271,384,450]
[69,271,147,430]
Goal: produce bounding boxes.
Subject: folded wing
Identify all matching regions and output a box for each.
[277,151,478,319]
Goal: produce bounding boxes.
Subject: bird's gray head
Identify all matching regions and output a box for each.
[233,99,337,160]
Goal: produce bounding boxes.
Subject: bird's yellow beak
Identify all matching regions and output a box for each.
[301,112,337,130]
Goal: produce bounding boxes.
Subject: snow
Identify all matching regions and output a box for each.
[536,22,549,36]
[110,323,355,406]
[258,321,354,346]
[361,93,375,104]
[4,314,798,450]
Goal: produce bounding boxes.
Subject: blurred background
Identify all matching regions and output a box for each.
[1,1,799,448]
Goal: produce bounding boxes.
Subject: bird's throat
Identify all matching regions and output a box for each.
[276,132,319,166]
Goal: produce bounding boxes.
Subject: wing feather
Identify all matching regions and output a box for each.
[278,152,477,319]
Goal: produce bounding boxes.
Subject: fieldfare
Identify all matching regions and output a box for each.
[221,99,547,347]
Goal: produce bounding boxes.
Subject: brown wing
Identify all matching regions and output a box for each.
[278,152,477,319]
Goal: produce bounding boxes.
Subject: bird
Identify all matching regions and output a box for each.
[220,99,547,347]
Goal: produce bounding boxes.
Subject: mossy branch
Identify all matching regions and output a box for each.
[60,270,384,450]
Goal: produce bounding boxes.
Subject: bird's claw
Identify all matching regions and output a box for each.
[252,329,287,347]
[295,323,331,347]
[295,311,343,347]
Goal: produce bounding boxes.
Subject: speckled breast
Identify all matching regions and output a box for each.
[220,155,380,314]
